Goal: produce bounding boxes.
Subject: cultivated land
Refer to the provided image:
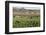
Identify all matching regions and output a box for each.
[13,7,40,28]
[13,16,40,28]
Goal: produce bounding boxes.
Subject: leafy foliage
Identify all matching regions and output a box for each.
[13,16,40,28]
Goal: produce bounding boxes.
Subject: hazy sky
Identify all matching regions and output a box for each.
[13,7,40,10]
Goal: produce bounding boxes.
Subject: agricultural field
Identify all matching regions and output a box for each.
[13,15,40,28]
[13,7,40,28]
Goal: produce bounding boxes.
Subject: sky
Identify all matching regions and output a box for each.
[13,7,40,10]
